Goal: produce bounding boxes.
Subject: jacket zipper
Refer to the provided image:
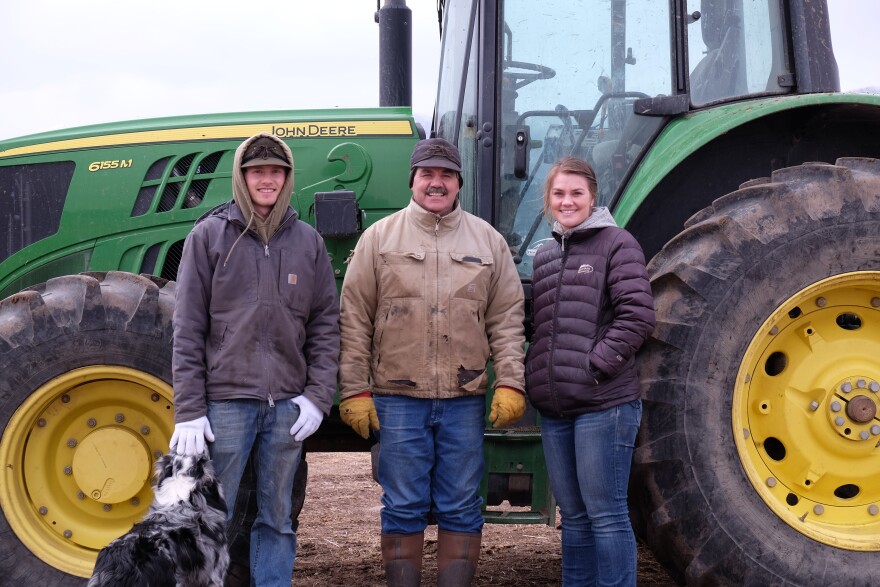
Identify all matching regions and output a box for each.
[548,234,569,415]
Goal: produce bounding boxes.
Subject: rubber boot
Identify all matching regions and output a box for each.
[381,531,424,587]
[436,530,481,587]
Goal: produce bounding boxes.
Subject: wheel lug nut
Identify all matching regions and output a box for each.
[37,419,46,427]
[103,504,112,512]
[67,438,77,448]
[872,425,880,436]
[766,477,777,487]
[38,506,48,515]
[141,426,151,435]
[115,413,125,423]
[63,530,72,539]
[870,505,879,516]
[61,395,70,403]
[816,297,827,307]
[151,393,161,402]
[131,497,140,506]
[63,466,72,475]
[814,505,825,515]
[872,297,880,308]
[861,431,870,440]
[841,382,853,393]
[870,381,880,393]
[809,401,820,411]
[857,379,867,389]
[830,401,841,412]
[87,418,97,428]
[835,417,845,426]
[77,491,86,500]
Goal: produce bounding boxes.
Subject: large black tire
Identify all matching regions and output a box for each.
[633,159,880,585]
[0,271,176,584]
[0,271,307,585]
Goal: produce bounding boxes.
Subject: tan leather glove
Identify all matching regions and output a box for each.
[340,393,380,439]
[489,386,526,428]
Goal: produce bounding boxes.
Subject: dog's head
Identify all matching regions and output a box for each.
[152,451,226,513]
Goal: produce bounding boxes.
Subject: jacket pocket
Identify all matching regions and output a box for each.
[372,297,426,390]
[449,252,493,301]
[450,298,490,391]
[278,248,312,316]
[379,251,426,298]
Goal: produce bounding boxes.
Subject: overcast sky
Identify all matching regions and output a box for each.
[0,0,877,141]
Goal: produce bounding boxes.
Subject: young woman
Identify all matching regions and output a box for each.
[526,157,655,586]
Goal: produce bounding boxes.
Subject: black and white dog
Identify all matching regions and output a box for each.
[87,451,229,587]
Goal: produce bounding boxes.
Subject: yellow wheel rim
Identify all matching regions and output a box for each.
[0,367,174,577]
[733,271,880,550]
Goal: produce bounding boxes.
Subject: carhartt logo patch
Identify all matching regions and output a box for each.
[578,264,594,274]
[288,274,298,285]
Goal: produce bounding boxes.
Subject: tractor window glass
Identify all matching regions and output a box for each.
[0,161,74,263]
[497,0,672,279]
[688,0,788,105]
[435,0,479,213]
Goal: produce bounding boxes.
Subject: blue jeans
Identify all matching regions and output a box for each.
[373,395,485,535]
[541,400,642,587]
[207,399,303,587]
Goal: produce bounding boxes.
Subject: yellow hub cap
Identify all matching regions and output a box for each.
[733,272,880,550]
[0,367,174,576]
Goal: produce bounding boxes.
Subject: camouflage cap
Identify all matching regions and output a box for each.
[241,136,291,169]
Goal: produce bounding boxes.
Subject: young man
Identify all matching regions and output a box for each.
[170,132,339,586]
[338,138,527,587]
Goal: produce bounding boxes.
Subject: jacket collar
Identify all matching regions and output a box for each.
[406,198,463,233]
[228,201,297,231]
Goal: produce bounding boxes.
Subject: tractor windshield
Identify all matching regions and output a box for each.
[495,0,671,277]
[434,0,788,279]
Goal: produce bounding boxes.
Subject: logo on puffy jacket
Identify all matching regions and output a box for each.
[577,264,594,274]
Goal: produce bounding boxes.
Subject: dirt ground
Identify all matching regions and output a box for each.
[294,452,676,586]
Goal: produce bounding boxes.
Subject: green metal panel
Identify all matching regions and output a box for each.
[614,93,880,226]
[0,108,420,295]
[481,429,555,525]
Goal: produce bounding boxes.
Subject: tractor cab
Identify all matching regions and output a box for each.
[433,0,831,277]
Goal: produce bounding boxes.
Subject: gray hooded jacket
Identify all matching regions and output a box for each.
[172,133,340,422]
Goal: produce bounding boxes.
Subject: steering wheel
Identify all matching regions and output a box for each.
[502,60,556,91]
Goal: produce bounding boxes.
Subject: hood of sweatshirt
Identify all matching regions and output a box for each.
[231,132,295,245]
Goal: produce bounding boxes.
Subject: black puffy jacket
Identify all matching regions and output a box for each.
[525,208,655,417]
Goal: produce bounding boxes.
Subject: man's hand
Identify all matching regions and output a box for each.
[489,386,526,428]
[340,394,380,439]
[290,396,323,441]
[169,416,215,456]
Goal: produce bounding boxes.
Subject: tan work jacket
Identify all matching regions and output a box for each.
[339,199,525,400]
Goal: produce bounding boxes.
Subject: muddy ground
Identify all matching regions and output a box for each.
[294,452,676,586]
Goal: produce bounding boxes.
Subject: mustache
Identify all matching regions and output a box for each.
[426,187,449,196]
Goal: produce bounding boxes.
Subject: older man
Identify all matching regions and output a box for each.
[338,138,526,587]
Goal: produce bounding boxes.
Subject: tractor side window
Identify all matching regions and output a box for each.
[0,161,74,263]
[688,0,789,105]
[497,0,672,279]
[435,0,479,213]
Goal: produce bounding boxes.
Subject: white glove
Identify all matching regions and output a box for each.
[289,396,323,441]
[169,416,215,456]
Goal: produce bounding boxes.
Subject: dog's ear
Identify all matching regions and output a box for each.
[153,453,174,487]
[190,462,227,513]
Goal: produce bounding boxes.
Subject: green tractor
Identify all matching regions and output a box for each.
[1,0,879,584]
